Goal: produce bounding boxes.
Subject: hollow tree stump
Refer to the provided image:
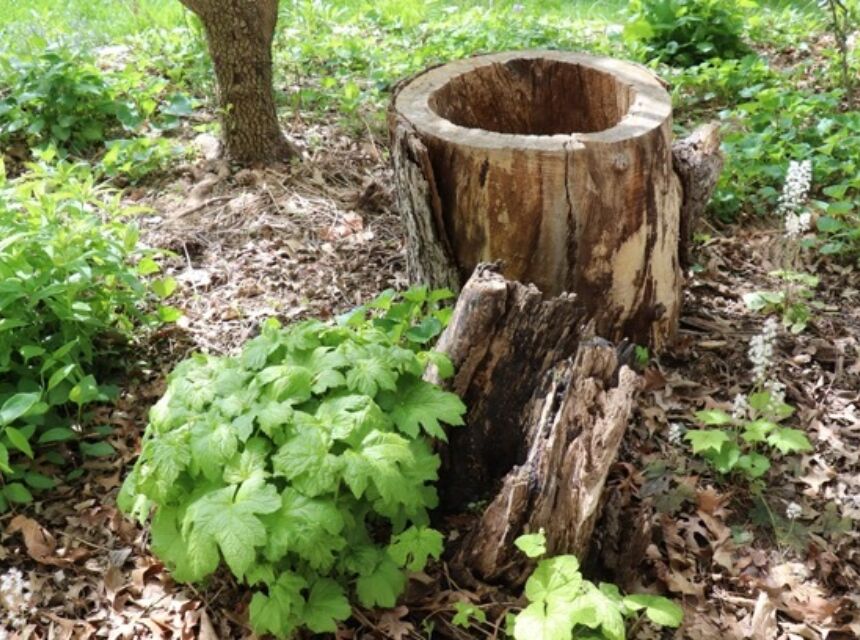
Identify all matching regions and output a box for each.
[393,52,723,584]
[391,50,684,348]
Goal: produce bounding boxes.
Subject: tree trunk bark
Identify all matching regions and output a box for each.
[673,122,724,270]
[179,0,295,164]
[391,51,683,349]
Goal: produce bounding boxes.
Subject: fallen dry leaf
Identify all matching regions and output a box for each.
[7,514,58,564]
[747,591,778,640]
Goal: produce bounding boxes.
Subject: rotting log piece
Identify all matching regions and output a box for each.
[455,341,641,585]
[431,264,587,508]
[673,122,724,270]
[430,266,640,583]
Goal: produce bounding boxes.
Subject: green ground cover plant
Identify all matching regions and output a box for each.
[0,154,172,510]
[510,530,683,640]
[625,0,752,66]
[0,41,196,182]
[0,47,127,153]
[119,288,466,639]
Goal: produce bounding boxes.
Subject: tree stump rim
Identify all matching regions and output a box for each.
[394,50,672,152]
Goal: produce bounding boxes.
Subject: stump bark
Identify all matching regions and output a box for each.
[392,52,723,583]
[391,50,683,348]
[431,266,640,583]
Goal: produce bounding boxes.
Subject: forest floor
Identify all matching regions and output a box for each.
[3,113,858,640]
[1,2,858,639]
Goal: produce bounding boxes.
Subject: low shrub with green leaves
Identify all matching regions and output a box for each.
[98,136,186,184]
[509,530,683,640]
[0,39,197,181]
[686,390,812,482]
[0,46,125,153]
[0,155,173,510]
[715,88,860,221]
[625,0,752,66]
[816,208,860,261]
[119,288,466,639]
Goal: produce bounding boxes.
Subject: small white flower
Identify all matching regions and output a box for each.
[512,3,524,11]
[785,501,802,520]
[777,160,812,218]
[763,379,786,411]
[668,422,685,445]
[732,393,749,421]
[784,211,812,238]
[748,317,779,382]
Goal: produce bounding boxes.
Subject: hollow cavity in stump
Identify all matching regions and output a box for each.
[391,51,683,348]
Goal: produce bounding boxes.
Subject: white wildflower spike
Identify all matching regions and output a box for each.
[779,160,813,238]
[784,211,812,238]
[778,160,812,217]
[763,379,786,411]
[748,317,779,382]
[785,501,802,521]
[668,422,685,445]
[732,393,749,421]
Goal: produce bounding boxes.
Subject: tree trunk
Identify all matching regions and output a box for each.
[391,51,683,349]
[179,0,295,164]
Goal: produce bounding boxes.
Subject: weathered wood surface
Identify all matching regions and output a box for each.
[673,122,723,270]
[389,115,461,291]
[430,266,640,582]
[431,265,587,508]
[456,342,641,584]
[389,52,723,585]
[391,50,683,348]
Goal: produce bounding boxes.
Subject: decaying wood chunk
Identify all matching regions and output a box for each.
[453,341,641,584]
[672,122,724,270]
[431,265,587,509]
[430,266,641,582]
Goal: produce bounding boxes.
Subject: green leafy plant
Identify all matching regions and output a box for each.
[0,39,200,171]
[625,0,752,66]
[98,136,186,184]
[815,193,860,262]
[119,287,465,639]
[713,89,860,221]
[452,601,488,628]
[510,530,683,640]
[0,154,171,509]
[685,390,812,483]
[744,270,820,334]
[0,46,127,153]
